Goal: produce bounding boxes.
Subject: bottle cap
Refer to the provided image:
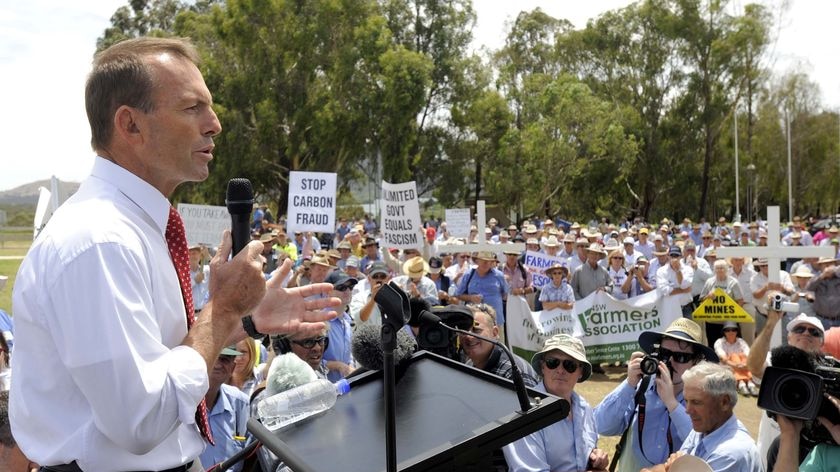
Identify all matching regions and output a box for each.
[335,379,351,395]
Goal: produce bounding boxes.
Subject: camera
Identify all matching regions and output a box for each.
[416,306,474,361]
[758,363,840,445]
[640,344,667,376]
[768,293,799,312]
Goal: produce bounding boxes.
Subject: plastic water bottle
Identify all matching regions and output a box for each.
[257,379,351,431]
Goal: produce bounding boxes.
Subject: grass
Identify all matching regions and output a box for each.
[0,258,23,313]
[0,231,29,313]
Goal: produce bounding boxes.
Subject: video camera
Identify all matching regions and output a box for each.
[415,305,474,361]
[757,346,840,445]
[766,293,799,313]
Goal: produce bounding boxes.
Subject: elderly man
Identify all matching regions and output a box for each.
[806,256,840,328]
[596,318,719,472]
[199,346,250,472]
[656,245,695,317]
[350,261,391,329]
[323,271,357,382]
[570,243,611,300]
[9,37,338,471]
[640,362,761,472]
[456,252,510,327]
[461,305,537,387]
[729,256,757,345]
[392,256,438,306]
[750,258,795,334]
[359,236,382,270]
[635,228,655,260]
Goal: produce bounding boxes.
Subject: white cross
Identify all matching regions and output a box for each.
[716,206,833,345]
[437,200,525,255]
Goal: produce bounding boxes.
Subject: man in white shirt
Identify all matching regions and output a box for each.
[656,245,695,317]
[10,38,339,472]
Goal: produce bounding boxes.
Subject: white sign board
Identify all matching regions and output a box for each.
[177,203,230,247]
[445,208,471,239]
[522,250,568,288]
[287,171,337,233]
[380,180,422,248]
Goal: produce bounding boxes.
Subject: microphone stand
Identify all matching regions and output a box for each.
[381,323,398,472]
[438,320,532,413]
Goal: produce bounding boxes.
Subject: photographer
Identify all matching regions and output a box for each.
[747,305,826,469]
[594,318,718,472]
[774,393,840,471]
[628,256,654,298]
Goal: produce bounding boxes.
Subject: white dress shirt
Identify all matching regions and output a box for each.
[11,158,207,470]
[656,262,694,306]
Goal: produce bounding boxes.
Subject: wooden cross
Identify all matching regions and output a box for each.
[716,206,833,346]
[436,200,525,255]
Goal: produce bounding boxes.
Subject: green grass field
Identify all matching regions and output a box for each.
[0,230,30,313]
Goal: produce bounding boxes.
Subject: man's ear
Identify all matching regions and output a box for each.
[113,105,144,144]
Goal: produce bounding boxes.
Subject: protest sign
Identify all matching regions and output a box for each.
[692,288,754,322]
[522,250,567,288]
[287,171,337,233]
[445,208,471,239]
[177,203,230,247]
[507,290,682,364]
[380,180,422,248]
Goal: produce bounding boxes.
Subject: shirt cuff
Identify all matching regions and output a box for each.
[169,345,209,426]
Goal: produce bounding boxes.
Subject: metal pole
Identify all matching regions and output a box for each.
[734,109,740,221]
[786,105,794,220]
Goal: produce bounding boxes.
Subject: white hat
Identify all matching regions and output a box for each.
[786,313,825,337]
[622,236,635,245]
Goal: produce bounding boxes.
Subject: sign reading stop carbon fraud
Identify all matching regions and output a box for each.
[380,180,422,248]
[286,171,337,233]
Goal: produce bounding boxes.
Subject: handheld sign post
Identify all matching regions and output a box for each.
[437,201,525,255]
[716,206,833,347]
[692,288,754,322]
[287,171,337,234]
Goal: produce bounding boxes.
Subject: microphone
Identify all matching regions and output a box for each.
[226,178,254,255]
[408,297,431,327]
[350,323,417,373]
[418,310,533,412]
[770,345,818,372]
[265,352,319,396]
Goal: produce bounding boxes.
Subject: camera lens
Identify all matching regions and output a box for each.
[775,375,817,415]
[640,356,658,376]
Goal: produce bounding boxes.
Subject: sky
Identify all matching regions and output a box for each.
[0,0,837,192]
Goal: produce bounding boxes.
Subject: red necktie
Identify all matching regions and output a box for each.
[165,206,214,446]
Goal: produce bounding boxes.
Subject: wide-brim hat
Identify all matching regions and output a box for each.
[638,318,718,362]
[792,266,814,278]
[543,263,568,275]
[474,251,497,262]
[336,240,352,250]
[259,233,276,243]
[531,334,592,382]
[220,345,243,356]
[362,237,379,247]
[543,236,560,247]
[402,256,431,277]
[502,247,521,256]
[818,256,839,265]
[311,255,336,268]
[585,243,606,257]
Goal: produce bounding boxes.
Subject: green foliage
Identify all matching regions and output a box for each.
[95,0,838,224]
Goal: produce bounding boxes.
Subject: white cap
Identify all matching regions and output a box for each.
[623,236,635,245]
[786,313,825,336]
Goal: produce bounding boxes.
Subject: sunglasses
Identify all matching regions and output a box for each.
[611,257,624,260]
[722,328,738,333]
[292,336,329,349]
[217,355,237,365]
[658,348,695,364]
[544,357,579,373]
[371,274,387,281]
[791,325,823,337]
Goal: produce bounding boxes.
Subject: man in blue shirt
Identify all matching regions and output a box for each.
[594,318,718,472]
[323,271,357,382]
[200,346,251,472]
[455,252,510,326]
[641,362,760,472]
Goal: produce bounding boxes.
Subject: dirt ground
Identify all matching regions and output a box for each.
[576,365,763,456]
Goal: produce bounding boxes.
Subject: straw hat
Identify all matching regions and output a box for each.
[543,263,568,276]
[402,256,430,278]
[473,251,497,262]
[585,243,607,257]
[638,318,718,362]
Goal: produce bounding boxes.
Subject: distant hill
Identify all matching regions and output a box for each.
[0,179,80,207]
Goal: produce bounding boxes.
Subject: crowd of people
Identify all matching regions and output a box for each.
[4,35,840,472]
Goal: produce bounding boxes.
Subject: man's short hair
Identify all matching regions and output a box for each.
[86,37,200,151]
[467,304,496,326]
[682,361,738,406]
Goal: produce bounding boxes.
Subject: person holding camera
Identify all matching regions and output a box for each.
[628,256,655,298]
[640,362,761,472]
[747,305,826,469]
[774,393,840,471]
[594,318,719,472]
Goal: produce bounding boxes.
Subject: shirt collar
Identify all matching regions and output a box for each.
[90,156,171,237]
[697,413,737,447]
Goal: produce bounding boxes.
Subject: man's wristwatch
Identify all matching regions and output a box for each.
[242,315,264,339]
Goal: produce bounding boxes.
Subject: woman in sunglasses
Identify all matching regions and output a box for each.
[503,334,609,472]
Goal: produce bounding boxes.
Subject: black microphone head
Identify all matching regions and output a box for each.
[226,178,254,215]
[408,298,431,327]
[770,345,818,372]
[432,305,474,331]
[417,310,441,326]
[351,324,417,371]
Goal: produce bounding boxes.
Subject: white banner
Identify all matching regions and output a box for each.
[507,290,682,364]
[287,171,337,233]
[380,181,422,248]
[177,203,230,247]
[522,250,568,288]
[445,208,471,239]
